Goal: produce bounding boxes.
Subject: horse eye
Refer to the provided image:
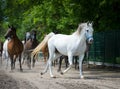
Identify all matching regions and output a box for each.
[86,30,89,32]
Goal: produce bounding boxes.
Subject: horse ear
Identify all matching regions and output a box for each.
[78,24,82,34]
[91,21,94,26]
[8,25,11,28]
[87,21,93,26]
[11,25,14,28]
[89,21,93,26]
[87,21,90,26]
[11,25,16,32]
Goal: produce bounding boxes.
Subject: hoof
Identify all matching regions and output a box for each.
[80,76,84,79]
[60,72,64,75]
[41,72,43,75]
[51,75,56,78]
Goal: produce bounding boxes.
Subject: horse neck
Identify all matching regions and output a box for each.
[11,35,21,42]
[73,29,86,40]
[33,39,38,47]
[72,29,86,46]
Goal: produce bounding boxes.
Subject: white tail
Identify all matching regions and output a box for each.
[31,32,55,58]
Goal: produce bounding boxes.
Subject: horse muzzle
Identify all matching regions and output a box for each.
[4,35,12,40]
[87,37,93,44]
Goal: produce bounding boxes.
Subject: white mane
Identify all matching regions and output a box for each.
[73,23,87,36]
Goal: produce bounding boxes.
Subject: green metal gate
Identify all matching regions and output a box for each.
[89,30,120,66]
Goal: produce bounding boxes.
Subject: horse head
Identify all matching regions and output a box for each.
[77,22,94,44]
[25,32,31,41]
[85,22,94,44]
[4,25,17,39]
[30,30,37,41]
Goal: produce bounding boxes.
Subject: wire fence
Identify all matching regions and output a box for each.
[88,30,120,67]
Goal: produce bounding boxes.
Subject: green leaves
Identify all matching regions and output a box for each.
[0,0,120,41]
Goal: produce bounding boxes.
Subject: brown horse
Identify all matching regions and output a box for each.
[0,41,3,64]
[4,25,23,71]
[0,41,3,55]
[22,30,39,68]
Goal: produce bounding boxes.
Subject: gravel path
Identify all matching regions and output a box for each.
[0,58,120,89]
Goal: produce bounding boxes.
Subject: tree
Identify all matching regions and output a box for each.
[0,0,120,41]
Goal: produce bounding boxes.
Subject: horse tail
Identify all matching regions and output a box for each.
[31,32,55,58]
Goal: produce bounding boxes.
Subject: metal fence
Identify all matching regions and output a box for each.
[88,30,120,66]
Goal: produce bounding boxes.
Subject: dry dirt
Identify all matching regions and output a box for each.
[0,58,120,89]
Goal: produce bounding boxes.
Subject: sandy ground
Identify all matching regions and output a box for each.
[0,58,120,89]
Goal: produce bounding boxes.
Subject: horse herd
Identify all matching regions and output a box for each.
[0,22,94,78]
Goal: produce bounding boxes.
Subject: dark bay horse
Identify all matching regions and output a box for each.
[22,30,39,69]
[0,41,3,64]
[4,25,23,71]
[0,41,3,56]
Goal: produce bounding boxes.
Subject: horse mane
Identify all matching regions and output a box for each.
[73,23,86,36]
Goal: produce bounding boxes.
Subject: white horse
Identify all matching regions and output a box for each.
[2,39,10,69]
[32,22,94,78]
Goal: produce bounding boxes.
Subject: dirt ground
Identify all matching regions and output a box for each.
[0,58,120,89]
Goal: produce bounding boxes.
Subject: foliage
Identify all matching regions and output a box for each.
[0,0,120,41]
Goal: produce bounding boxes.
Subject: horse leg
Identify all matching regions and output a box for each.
[41,53,59,76]
[27,55,30,68]
[41,60,49,75]
[10,56,14,70]
[19,54,23,71]
[57,56,63,72]
[0,51,2,65]
[49,53,61,78]
[6,58,9,69]
[41,52,55,77]
[21,51,27,65]
[41,53,61,78]
[3,51,9,69]
[79,54,84,79]
[22,55,25,65]
[41,45,54,77]
[42,52,47,63]
[61,53,73,74]
[74,56,78,70]
[13,55,17,69]
[48,56,54,78]
[28,54,31,69]
[65,56,68,68]
[27,55,30,69]
[32,55,35,68]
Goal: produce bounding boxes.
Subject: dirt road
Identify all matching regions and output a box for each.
[0,59,120,89]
